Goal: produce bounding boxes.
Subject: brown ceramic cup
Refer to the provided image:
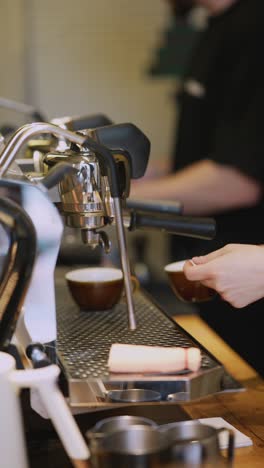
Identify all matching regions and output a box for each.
[65,267,124,311]
[164,260,215,303]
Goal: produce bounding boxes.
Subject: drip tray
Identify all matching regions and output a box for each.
[56,285,244,407]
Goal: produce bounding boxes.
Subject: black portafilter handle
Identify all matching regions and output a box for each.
[89,123,151,179]
[129,212,216,240]
[126,199,183,216]
[70,114,112,131]
[26,343,51,368]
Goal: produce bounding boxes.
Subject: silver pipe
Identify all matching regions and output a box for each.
[113,197,137,330]
[0,122,86,177]
[0,96,37,115]
[0,134,5,153]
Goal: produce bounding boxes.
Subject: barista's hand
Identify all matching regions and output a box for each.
[183,244,264,308]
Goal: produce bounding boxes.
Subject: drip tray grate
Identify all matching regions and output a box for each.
[56,285,243,406]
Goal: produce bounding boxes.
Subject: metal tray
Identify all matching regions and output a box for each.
[56,285,243,407]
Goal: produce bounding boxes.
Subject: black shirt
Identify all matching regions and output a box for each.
[172,0,264,251]
[168,1,264,377]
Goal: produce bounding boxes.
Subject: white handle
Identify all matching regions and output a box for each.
[38,381,89,460]
[11,364,90,462]
[0,352,28,468]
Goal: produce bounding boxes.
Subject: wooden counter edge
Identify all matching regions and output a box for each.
[174,314,264,467]
[174,314,257,382]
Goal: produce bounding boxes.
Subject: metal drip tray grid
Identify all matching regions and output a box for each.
[56,286,241,406]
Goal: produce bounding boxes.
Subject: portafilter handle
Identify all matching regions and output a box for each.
[126,199,183,216]
[127,211,216,240]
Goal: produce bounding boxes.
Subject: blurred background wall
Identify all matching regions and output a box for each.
[0,0,26,126]
[1,0,175,160]
[26,0,176,162]
[0,0,177,275]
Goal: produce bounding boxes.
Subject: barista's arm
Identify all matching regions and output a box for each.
[130,159,262,215]
[142,158,172,180]
[183,244,264,308]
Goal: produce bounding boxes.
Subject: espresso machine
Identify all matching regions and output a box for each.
[0,120,243,413]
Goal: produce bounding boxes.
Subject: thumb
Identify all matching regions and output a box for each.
[183,260,211,281]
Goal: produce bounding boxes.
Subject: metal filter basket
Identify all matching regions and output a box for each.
[56,284,243,407]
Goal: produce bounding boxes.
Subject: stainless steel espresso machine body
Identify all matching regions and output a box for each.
[0,121,243,411]
[33,122,153,331]
[0,121,151,336]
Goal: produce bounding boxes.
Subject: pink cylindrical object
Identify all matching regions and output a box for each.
[108,344,201,374]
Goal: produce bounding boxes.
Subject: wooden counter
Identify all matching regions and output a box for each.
[175,314,264,468]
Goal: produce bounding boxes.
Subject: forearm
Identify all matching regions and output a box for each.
[131,159,262,215]
[142,159,171,180]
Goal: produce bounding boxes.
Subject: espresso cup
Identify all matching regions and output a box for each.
[65,267,124,311]
[164,260,215,303]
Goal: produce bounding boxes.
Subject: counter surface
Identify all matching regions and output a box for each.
[176,314,264,468]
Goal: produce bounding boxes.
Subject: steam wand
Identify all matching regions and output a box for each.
[79,135,137,330]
